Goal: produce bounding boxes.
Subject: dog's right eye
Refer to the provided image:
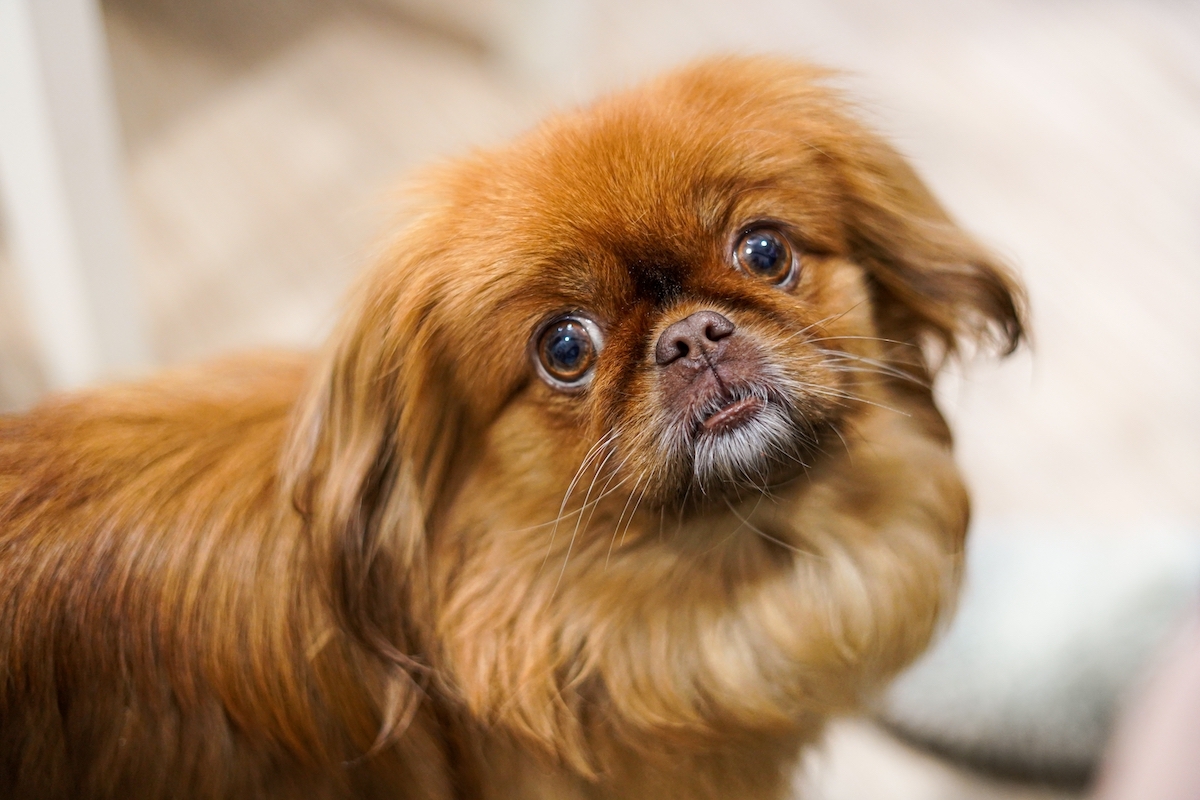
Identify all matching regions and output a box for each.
[534,316,603,391]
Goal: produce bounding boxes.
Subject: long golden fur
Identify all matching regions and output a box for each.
[0,57,1024,799]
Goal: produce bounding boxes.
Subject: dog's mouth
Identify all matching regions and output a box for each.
[669,379,813,495]
[700,393,765,435]
[690,382,772,438]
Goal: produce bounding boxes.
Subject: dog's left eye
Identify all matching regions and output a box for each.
[734,228,795,285]
[534,315,603,391]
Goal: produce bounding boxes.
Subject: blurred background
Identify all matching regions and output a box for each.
[0,0,1197,798]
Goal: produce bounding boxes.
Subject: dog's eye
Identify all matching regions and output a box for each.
[734,228,794,285]
[535,316,602,389]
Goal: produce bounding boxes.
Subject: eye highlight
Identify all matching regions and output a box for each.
[734,228,795,285]
[533,315,603,391]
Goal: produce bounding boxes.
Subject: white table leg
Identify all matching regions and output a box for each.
[0,0,146,390]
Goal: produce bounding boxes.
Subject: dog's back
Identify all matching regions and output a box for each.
[0,355,450,799]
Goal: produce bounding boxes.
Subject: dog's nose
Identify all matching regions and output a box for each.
[655,311,736,366]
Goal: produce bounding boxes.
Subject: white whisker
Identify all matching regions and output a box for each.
[552,444,620,598]
[540,429,618,575]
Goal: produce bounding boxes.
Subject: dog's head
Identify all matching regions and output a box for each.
[286,57,1024,765]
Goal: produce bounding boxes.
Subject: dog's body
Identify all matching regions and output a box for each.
[0,58,1023,799]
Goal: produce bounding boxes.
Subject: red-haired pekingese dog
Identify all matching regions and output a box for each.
[0,57,1024,799]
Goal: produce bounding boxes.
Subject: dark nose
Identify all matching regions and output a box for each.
[655,311,736,366]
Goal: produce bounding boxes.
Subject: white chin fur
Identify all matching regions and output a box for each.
[690,396,800,491]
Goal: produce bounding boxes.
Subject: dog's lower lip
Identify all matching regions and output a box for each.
[702,396,765,433]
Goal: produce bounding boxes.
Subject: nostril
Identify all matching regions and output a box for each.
[703,313,736,342]
[705,323,728,342]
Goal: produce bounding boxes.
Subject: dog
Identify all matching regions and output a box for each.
[0,56,1024,799]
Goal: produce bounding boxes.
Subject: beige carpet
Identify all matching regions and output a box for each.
[2,0,1198,796]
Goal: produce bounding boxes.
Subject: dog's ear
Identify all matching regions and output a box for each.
[837,133,1027,364]
[688,56,1026,364]
[282,241,463,741]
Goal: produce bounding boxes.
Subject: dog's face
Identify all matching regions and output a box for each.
[513,126,861,505]
[287,57,1023,766]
